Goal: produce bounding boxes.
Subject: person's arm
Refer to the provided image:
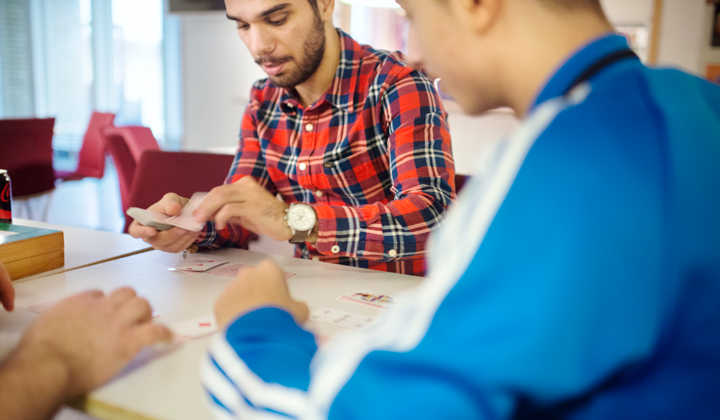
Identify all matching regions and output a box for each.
[312,67,455,262]
[200,101,669,419]
[195,91,278,250]
[0,288,172,420]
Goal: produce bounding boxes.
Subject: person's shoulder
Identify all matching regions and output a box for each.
[345,34,424,85]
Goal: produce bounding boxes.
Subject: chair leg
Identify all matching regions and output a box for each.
[41,191,53,222]
[24,199,34,220]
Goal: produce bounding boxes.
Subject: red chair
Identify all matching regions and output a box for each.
[54,111,115,181]
[0,118,56,197]
[0,118,56,220]
[455,173,469,194]
[102,126,161,215]
[121,150,234,232]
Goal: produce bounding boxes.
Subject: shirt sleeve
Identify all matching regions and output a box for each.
[313,70,456,262]
[196,92,278,249]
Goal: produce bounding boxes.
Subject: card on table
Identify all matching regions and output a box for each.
[207,263,299,279]
[125,208,174,231]
[170,314,217,343]
[308,308,380,332]
[165,192,208,232]
[169,256,228,273]
[337,291,395,309]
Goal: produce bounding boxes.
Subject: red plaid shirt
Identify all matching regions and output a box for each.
[197,30,455,276]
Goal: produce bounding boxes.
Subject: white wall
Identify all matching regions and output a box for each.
[179,13,265,151]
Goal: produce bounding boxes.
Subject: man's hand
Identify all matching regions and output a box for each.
[214,260,308,328]
[16,288,172,398]
[0,263,15,311]
[128,193,200,253]
[192,177,293,242]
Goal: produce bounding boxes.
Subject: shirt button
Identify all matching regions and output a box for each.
[312,256,320,262]
[315,190,324,198]
[298,163,307,171]
[331,245,340,254]
[305,123,314,132]
[388,249,397,257]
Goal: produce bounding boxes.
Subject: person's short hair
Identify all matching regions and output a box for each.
[538,0,603,13]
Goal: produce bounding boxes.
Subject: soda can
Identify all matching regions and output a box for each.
[0,169,11,224]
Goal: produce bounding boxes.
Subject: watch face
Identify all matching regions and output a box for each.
[289,205,316,231]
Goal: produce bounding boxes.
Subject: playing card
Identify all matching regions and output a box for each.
[165,192,208,232]
[126,207,174,231]
[170,314,217,342]
[307,308,380,332]
[337,291,395,309]
[169,256,228,273]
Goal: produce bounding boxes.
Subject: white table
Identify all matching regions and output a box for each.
[12,219,152,282]
[4,247,422,420]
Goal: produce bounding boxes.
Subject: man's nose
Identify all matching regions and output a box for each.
[249,26,274,58]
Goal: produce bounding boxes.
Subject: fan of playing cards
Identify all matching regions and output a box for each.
[126,192,208,232]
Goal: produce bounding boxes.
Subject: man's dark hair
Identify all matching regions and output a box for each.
[307,0,320,14]
[538,0,604,14]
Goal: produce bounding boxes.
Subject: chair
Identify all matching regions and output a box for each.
[54,111,115,181]
[102,126,161,216]
[121,150,234,232]
[455,173,469,194]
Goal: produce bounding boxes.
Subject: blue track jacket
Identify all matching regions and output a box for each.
[201,34,720,420]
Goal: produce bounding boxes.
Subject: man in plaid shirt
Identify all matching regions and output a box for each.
[130,0,455,276]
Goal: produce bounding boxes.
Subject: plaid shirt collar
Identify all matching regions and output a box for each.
[278,30,368,114]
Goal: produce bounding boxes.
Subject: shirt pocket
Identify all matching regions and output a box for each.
[322,150,388,205]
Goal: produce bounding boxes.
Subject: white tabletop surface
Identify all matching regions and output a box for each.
[2,247,423,420]
[11,219,151,281]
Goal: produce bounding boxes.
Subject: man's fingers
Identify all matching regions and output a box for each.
[107,287,138,309]
[214,203,250,231]
[117,296,154,325]
[126,323,174,356]
[150,193,187,217]
[128,221,159,240]
[291,301,310,323]
[192,183,253,223]
[0,264,15,312]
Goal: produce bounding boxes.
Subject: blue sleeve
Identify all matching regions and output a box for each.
[200,91,670,420]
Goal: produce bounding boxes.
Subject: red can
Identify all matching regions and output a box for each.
[0,169,11,224]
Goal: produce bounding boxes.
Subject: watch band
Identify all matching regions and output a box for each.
[285,203,317,244]
[289,228,311,244]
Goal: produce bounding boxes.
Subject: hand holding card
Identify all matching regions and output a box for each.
[165,192,208,232]
[126,208,175,231]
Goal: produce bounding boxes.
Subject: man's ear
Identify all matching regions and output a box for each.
[452,0,502,35]
[317,0,335,21]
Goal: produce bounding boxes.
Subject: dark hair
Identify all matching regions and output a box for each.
[538,0,603,13]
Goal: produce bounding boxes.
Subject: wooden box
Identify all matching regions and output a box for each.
[0,223,64,280]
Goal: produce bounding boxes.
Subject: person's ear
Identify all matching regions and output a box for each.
[452,0,502,35]
[317,0,335,21]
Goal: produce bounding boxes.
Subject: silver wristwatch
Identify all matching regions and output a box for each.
[285,203,317,244]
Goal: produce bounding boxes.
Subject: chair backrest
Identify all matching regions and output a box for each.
[107,126,160,162]
[0,118,56,198]
[455,173,469,194]
[72,111,115,179]
[103,128,138,214]
[123,150,234,232]
[103,126,161,213]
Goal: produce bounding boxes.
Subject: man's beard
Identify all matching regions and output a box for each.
[258,15,326,89]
